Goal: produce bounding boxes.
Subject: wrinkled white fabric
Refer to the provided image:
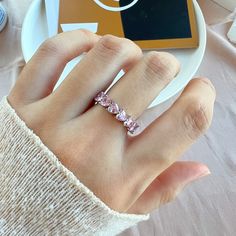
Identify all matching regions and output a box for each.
[0,0,235,235]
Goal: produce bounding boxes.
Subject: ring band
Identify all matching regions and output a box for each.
[94,92,140,134]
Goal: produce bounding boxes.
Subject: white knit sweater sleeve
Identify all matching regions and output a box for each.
[0,97,149,236]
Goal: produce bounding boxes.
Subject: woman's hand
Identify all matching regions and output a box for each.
[8,30,215,214]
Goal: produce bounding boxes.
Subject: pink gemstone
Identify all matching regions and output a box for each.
[124,117,134,128]
[100,96,112,107]
[128,122,140,134]
[107,102,120,114]
[95,92,106,102]
[116,109,127,122]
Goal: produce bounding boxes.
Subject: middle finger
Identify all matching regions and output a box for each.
[51,35,143,120]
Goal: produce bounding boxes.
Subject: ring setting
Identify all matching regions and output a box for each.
[94,92,140,134]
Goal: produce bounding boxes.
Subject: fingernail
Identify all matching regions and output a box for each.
[188,168,211,184]
[197,169,211,179]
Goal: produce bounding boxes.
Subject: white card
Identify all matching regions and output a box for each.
[61,23,98,33]
[228,17,236,43]
[45,0,60,37]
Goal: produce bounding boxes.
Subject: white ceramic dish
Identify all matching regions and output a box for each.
[22,0,206,107]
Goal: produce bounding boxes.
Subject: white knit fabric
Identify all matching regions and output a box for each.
[0,97,149,236]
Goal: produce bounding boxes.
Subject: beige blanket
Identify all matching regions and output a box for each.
[0,0,235,235]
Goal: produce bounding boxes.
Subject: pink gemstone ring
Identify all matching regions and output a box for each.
[94,92,140,134]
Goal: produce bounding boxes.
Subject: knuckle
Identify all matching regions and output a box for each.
[39,37,63,56]
[121,37,142,56]
[198,77,216,95]
[72,29,94,50]
[99,35,140,57]
[75,29,97,45]
[144,51,179,84]
[77,28,92,37]
[99,35,124,55]
[183,98,212,139]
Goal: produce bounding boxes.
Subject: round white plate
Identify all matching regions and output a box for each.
[22,0,206,107]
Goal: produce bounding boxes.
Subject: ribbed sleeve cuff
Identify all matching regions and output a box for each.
[0,97,149,236]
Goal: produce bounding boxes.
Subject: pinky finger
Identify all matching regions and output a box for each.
[127,161,210,214]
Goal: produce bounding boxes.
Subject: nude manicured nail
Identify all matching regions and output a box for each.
[187,168,211,184]
[197,169,211,178]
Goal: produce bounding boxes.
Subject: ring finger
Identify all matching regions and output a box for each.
[89,51,180,135]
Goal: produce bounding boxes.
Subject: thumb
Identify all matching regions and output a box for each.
[127,161,210,214]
